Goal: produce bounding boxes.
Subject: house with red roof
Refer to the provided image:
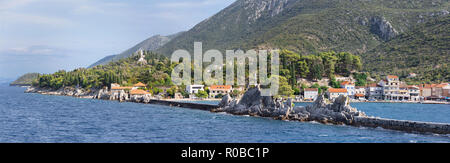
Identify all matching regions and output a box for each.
[327,88,348,100]
[209,85,232,98]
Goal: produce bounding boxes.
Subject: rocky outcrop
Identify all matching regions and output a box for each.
[244,0,293,22]
[213,87,367,124]
[94,88,111,100]
[214,87,294,120]
[110,90,129,102]
[214,87,450,134]
[370,16,399,41]
[25,86,97,98]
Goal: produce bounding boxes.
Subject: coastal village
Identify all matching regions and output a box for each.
[109,78,449,103]
[104,51,450,104]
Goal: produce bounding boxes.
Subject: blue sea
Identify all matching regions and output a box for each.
[0,84,449,143]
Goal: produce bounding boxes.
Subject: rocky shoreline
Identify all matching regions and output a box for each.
[25,86,450,135]
[213,87,367,125]
[213,87,450,134]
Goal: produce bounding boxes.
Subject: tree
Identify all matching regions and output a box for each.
[354,73,368,86]
[196,90,208,99]
[329,77,341,88]
[277,76,294,97]
[297,60,309,78]
[307,56,324,81]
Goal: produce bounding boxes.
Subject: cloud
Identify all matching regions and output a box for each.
[2,45,70,57]
[0,12,75,27]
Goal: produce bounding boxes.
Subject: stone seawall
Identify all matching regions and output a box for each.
[354,117,450,134]
[147,100,219,111]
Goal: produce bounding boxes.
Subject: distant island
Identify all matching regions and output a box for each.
[10,73,40,86]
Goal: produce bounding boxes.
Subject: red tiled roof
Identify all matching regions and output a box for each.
[133,82,147,87]
[304,88,318,92]
[111,87,133,90]
[328,88,348,93]
[340,81,353,85]
[355,94,365,97]
[435,83,449,88]
[130,89,150,95]
[387,75,399,79]
[210,85,232,90]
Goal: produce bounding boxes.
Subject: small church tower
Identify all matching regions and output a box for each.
[137,49,147,65]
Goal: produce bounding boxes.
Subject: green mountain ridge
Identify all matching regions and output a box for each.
[156,0,449,56]
[79,0,449,84]
[364,15,450,83]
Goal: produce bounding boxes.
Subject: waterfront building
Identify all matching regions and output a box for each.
[380,75,400,101]
[209,85,232,98]
[443,85,450,98]
[186,85,205,94]
[327,88,348,100]
[111,85,133,93]
[366,83,383,100]
[398,86,410,101]
[355,86,366,97]
[130,89,151,98]
[443,85,450,101]
[304,88,319,101]
[420,84,433,98]
[355,94,366,101]
[408,86,420,101]
[340,81,355,98]
[432,83,449,97]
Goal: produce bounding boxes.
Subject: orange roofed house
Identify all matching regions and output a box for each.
[130,89,151,100]
[110,82,147,94]
[209,85,232,98]
[327,88,348,100]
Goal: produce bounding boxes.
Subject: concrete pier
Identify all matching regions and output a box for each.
[354,117,450,134]
[146,99,450,134]
[147,100,220,111]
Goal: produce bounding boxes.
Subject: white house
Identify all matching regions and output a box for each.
[304,88,319,101]
[327,88,348,100]
[186,85,205,94]
[340,81,355,98]
[367,83,383,100]
[408,86,420,101]
[354,86,366,100]
[209,85,233,98]
[380,75,400,101]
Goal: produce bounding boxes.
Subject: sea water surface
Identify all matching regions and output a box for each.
[0,84,449,143]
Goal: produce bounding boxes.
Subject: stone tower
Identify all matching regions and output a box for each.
[137,49,147,65]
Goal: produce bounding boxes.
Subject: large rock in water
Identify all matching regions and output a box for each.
[216,87,368,125]
[215,87,293,119]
